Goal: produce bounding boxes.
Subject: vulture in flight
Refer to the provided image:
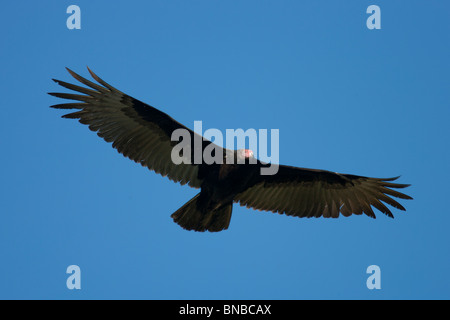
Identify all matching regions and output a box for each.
[49,68,412,232]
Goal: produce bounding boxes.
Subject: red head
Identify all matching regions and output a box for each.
[243,149,254,159]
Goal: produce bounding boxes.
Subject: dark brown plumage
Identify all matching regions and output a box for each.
[49,67,412,232]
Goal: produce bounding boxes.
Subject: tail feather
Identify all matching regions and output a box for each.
[171,194,233,232]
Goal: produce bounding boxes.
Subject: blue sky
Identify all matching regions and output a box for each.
[0,1,449,299]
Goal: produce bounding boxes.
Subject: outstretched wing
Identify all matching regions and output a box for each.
[49,67,218,188]
[235,165,412,218]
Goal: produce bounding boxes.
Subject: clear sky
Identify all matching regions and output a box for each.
[0,1,449,299]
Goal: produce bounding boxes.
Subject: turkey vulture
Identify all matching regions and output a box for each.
[49,67,412,232]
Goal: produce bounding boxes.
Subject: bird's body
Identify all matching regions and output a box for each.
[173,151,261,231]
[49,68,412,232]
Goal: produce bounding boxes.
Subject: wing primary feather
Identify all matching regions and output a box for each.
[65,67,110,93]
[86,66,123,94]
[48,92,94,103]
[50,103,87,110]
[52,79,100,97]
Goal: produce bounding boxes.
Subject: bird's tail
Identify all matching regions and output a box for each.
[171,194,233,232]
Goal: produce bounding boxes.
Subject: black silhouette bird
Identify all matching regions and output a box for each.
[49,68,412,232]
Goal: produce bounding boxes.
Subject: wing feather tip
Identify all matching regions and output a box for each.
[65,67,78,78]
[86,66,99,81]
